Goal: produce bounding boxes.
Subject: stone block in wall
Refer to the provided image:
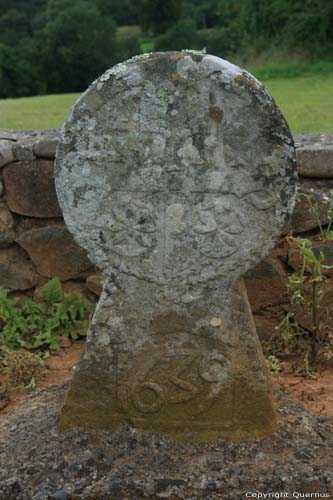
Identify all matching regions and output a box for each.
[291,280,333,337]
[33,137,59,159]
[12,140,35,161]
[0,139,14,168]
[85,274,104,296]
[288,239,333,277]
[295,133,333,178]
[289,178,333,234]
[3,160,62,218]
[17,225,93,280]
[253,309,288,343]
[245,257,291,341]
[0,128,59,162]
[0,245,39,290]
[15,216,64,237]
[245,257,290,311]
[0,202,15,247]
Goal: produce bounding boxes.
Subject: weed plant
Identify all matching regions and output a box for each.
[0,277,93,354]
[265,192,333,375]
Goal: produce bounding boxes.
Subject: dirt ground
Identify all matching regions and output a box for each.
[0,340,332,418]
[0,340,84,415]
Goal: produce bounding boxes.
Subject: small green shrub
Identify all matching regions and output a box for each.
[154,19,201,52]
[0,277,94,353]
[266,354,281,374]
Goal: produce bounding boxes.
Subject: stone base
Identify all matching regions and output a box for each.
[1,383,332,500]
[59,277,276,441]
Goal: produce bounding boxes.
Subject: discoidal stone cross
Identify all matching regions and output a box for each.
[55,51,297,442]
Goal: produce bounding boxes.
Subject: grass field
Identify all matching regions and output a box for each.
[0,74,332,134]
[263,75,333,134]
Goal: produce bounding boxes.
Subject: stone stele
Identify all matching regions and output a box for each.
[55,51,297,442]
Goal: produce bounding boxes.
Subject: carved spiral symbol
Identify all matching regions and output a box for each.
[198,354,225,382]
[132,382,165,414]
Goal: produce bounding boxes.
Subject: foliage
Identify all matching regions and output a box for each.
[239,0,333,57]
[155,19,201,51]
[115,26,141,61]
[198,27,239,58]
[0,0,119,97]
[136,0,182,34]
[266,192,333,373]
[0,41,46,98]
[0,0,333,98]
[266,354,281,374]
[0,278,93,353]
[36,0,118,93]
[96,0,138,25]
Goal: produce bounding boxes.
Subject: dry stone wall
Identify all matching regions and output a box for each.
[0,128,333,339]
[0,129,97,300]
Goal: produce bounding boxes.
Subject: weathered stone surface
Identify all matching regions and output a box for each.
[33,136,60,159]
[56,54,296,283]
[245,258,290,341]
[0,202,16,247]
[12,140,36,161]
[17,225,93,280]
[15,216,64,237]
[56,52,297,441]
[289,178,333,233]
[3,160,62,218]
[245,257,290,311]
[0,128,57,141]
[295,133,333,178]
[85,274,103,296]
[60,277,277,441]
[0,139,14,167]
[0,245,39,290]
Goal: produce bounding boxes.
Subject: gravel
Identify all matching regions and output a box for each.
[0,382,332,500]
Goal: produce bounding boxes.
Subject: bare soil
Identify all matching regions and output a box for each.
[0,340,84,415]
[273,360,333,417]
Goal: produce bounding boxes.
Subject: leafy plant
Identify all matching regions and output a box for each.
[266,354,281,374]
[287,236,333,365]
[268,191,333,373]
[300,190,333,241]
[0,277,94,353]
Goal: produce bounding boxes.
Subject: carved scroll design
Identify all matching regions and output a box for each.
[118,350,229,416]
[193,196,245,259]
[107,198,157,257]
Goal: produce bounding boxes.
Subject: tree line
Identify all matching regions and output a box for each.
[0,0,332,98]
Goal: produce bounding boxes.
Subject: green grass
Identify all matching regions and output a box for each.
[262,75,333,134]
[0,73,332,134]
[0,93,80,130]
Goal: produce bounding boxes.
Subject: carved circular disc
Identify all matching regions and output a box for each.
[55,51,297,284]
